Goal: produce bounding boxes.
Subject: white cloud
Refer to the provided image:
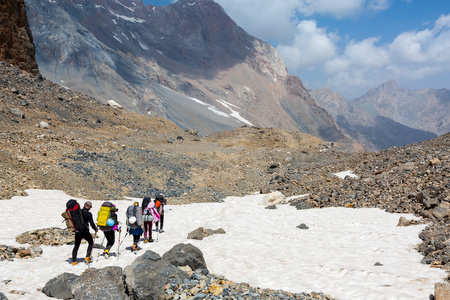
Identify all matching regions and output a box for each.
[214,0,299,43]
[320,14,450,98]
[277,20,337,70]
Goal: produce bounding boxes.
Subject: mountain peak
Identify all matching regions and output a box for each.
[379,79,399,90]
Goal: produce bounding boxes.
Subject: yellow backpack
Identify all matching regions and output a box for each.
[97,203,112,226]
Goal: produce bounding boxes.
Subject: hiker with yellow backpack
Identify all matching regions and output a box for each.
[97,201,119,257]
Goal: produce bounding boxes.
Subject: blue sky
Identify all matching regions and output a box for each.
[142,0,450,99]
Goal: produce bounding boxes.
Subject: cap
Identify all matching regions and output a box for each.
[84,201,92,208]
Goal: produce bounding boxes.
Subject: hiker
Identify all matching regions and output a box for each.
[97,201,119,256]
[126,201,143,251]
[154,194,167,233]
[72,201,98,265]
[141,196,151,243]
[142,199,160,243]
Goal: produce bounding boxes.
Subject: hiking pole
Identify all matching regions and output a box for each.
[117,232,128,260]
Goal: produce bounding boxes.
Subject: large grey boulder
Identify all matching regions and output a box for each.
[0,292,8,300]
[162,243,208,271]
[42,272,79,299]
[71,266,128,300]
[124,250,188,300]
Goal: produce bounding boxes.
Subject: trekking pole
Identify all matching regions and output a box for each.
[117,232,128,260]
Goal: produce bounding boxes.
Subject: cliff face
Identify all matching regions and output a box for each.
[0,0,39,74]
[24,0,349,145]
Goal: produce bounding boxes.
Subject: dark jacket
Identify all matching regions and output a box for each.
[81,207,97,232]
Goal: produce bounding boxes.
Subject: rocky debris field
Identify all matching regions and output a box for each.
[0,60,450,294]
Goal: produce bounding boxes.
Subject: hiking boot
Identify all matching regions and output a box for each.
[85,257,93,263]
[104,249,109,255]
[132,244,138,251]
[72,261,78,266]
[149,238,153,243]
[143,239,148,243]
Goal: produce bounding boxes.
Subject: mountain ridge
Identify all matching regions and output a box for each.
[24,0,351,147]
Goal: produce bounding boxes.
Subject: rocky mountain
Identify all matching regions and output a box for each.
[353,79,450,136]
[23,0,350,146]
[310,87,437,151]
[0,0,39,75]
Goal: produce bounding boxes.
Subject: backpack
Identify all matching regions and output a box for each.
[97,201,115,227]
[127,205,139,227]
[62,199,86,232]
[155,194,165,214]
[142,197,151,213]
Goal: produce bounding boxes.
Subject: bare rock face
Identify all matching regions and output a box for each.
[0,0,39,74]
[24,0,348,145]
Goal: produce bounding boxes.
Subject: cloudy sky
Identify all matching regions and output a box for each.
[143,0,450,99]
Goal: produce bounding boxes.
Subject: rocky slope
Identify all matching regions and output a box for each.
[353,79,450,136]
[1,59,450,297]
[24,0,351,147]
[310,87,437,151]
[0,0,38,75]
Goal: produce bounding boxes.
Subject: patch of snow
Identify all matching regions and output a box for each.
[187,97,229,118]
[112,34,122,44]
[188,2,196,6]
[0,190,445,300]
[138,40,149,51]
[95,5,106,10]
[216,99,253,126]
[334,170,359,179]
[47,0,56,3]
[75,4,83,9]
[110,11,145,23]
[114,0,135,12]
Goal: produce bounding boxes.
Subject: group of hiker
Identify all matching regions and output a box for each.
[66,195,167,265]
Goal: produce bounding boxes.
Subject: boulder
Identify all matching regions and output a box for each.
[187,227,226,240]
[0,292,8,300]
[10,108,24,119]
[124,250,188,300]
[71,267,128,300]
[107,100,123,109]
[296,223,309,230]
[42,272,79,299]
[162,243,208,271]
[432,206,449,219]
[260,191,287,205]
[435,282,450,300]
[397,217,411,226]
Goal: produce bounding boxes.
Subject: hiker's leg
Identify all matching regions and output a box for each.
[159,214,164,230]
[72,232,82,261]
[105,230,114,250]
[133,234,140,246]
[143,221,149,239]
[149,222,153,240]
[84,231,94,258]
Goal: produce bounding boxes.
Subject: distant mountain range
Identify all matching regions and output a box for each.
[310,86,438,151]
[24,0,348,146]
[310,78,450,151]
[353,79,449,136]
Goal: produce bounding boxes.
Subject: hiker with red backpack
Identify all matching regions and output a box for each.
[70,200,98,265]
[97,201,119,257]
[154,194,167,233]
[126,201,143,252]
[142,197,160,243]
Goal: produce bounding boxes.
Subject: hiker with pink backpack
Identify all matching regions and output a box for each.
[142,197,160,243]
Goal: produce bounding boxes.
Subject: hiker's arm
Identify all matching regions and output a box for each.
[88,213,98,232]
